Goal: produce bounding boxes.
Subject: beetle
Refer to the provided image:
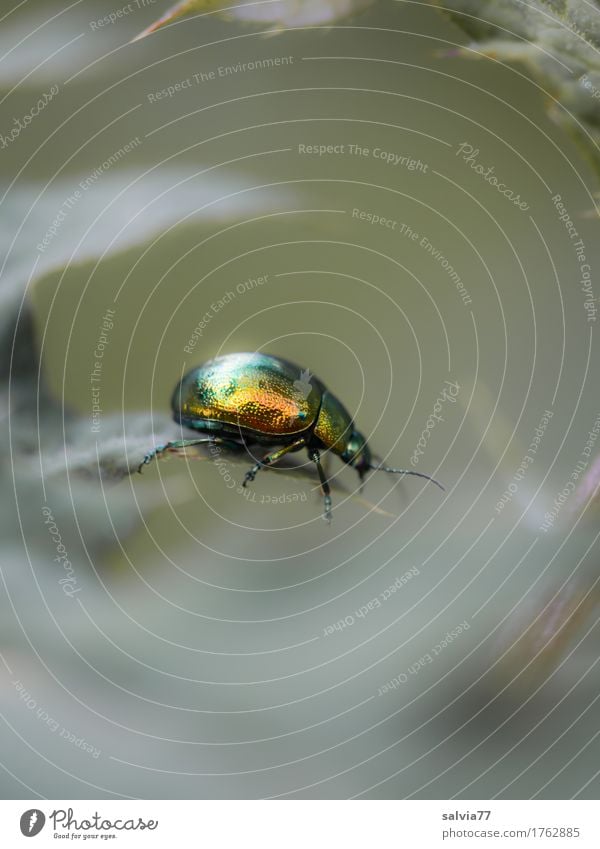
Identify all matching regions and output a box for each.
[138,352,444,521]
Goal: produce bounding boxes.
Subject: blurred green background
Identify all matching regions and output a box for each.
[1,0,599,799]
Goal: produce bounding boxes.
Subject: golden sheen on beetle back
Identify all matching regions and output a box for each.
[175,354,324,437]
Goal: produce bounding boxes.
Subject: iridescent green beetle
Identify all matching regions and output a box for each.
[138,352,444,521]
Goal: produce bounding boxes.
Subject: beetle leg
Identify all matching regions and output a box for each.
[137,437,239,473]
[309,448,333,524]
[242,438,306,487]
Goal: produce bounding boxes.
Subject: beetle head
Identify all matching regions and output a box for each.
[344,431,446,491]
[341,430,372,479]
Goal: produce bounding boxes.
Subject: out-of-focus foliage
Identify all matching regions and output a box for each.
[2,0,599,801]
[133,0,377,40]
[424,1,600,685]
[432,0,600,182]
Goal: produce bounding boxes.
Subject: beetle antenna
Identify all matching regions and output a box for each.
[368,463,445,491]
